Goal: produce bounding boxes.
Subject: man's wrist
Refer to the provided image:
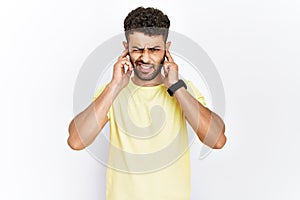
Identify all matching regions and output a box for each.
[167,79,187,96]
[108,81,124,96]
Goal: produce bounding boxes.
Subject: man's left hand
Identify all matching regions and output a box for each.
[163,49,179,88]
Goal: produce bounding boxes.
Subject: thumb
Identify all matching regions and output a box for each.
[163,62,169,77]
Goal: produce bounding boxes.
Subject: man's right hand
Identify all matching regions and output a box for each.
[68,50,133,150]
[110,49,133,90]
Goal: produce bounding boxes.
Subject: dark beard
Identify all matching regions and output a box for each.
[129,52,165,81]
[133,64,163,81]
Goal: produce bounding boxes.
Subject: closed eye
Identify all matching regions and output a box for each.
[149,48,160,51]
[131,47,161,53]
[148,48,161,53]
[132,48,144,53]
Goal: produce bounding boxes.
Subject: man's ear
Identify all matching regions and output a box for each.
[123,41,128,50]
[166,41,171,51]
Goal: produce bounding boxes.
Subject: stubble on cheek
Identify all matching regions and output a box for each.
[128,53,136,68]
[128,50,166,72]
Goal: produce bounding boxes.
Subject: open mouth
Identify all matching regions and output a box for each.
[137,64,153,73]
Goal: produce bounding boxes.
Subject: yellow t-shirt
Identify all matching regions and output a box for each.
[93,79,206,200]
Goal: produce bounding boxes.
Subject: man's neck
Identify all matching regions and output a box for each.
[131,74,164,87]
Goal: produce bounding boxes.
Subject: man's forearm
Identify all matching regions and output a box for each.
[174,87,226,149]
[68,82,121,150]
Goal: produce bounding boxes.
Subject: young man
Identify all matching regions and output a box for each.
[68,7,226,200]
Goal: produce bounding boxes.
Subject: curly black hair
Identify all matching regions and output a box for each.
[124,7,170,42]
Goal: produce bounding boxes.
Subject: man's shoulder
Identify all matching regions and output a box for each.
[183,79,207,107]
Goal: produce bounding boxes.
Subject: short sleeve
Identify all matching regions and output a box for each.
[93,84,111,120]
[185,80,207,107]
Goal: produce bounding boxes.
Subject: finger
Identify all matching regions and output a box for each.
[165,49,174,62]
[163,62,170,77]
[125,67,133,77]
[119,59,133,71]
[118,49,129,60]
[163,69,168,77]
[164,58,178,72]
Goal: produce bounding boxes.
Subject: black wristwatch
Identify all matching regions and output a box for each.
[167,79,187,96]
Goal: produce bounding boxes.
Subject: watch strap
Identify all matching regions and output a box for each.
[167,79,187,96]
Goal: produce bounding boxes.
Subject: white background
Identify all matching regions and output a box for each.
[2,0,300,199]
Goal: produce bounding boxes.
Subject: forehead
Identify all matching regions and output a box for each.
[127,32,165,47]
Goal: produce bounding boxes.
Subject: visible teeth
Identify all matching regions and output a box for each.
[140,65,151,69]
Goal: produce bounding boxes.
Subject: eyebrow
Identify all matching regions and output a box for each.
[131,45,162,49]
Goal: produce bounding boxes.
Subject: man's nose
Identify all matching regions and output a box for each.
[140,49,151,63]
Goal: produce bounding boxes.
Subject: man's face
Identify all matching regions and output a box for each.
[126,32,166,81]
